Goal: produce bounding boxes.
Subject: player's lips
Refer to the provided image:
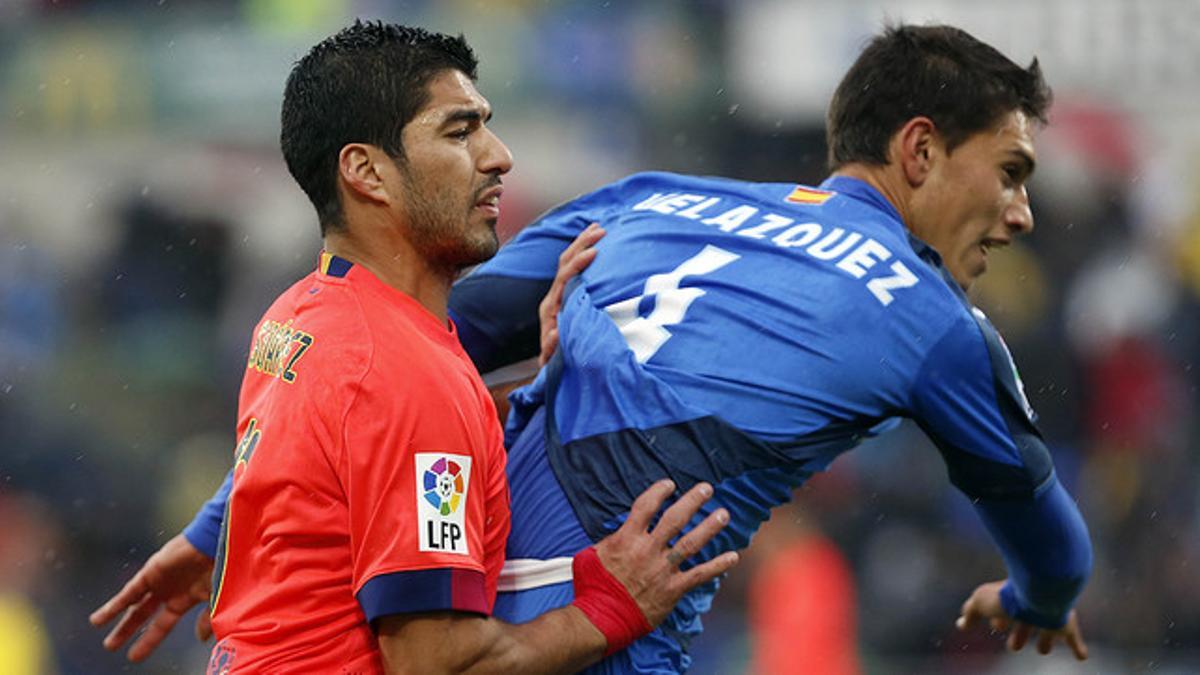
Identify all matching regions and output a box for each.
[979,237,1010,258]
[474,186,503,217]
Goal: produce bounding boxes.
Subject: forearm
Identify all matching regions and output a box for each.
[181,469,231,558]
[973,476,1092,628]
[378,606,605,675]
[449,276,550,373]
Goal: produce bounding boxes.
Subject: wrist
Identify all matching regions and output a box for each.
[570,547,652,656]
[999,581,1069,629]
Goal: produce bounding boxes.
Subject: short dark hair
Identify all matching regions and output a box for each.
[826,24,1051,171]
[280,20,478,234]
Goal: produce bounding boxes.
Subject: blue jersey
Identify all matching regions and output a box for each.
[187,173,1090,673]
[449,173,1090,672]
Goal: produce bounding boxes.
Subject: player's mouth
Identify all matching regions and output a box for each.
[474,185,503,218]
[978,237,1009,259]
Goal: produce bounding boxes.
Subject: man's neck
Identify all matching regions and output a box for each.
[830,163,913,228]
[322,225,454,325]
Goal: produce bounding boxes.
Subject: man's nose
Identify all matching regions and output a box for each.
[1006,185,1034,234]
[478,127,514,176]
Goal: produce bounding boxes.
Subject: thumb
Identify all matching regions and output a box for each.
[196,609,213,641]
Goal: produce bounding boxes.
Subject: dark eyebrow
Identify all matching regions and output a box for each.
[439,107,493,129]
[1007,148,1037,178]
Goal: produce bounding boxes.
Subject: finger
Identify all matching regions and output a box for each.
[1007,622,1032,652]
[90,575,149,627]
[624,479,676,532]
[547,248,598,311]
[1036,629,1055,655]
[650,482,714,546]
[539,327,558,367]
[1066,626,1088,661]
[555,224,605,271]
[988,616,1011,633]
[127,606,186,662]
[103,593,157,651]
[674,551,739,591]
[956,595,980,631]
[553,230,604,287]
[665,508,729,565]
[557,247,599,282]
[196,609,213,641]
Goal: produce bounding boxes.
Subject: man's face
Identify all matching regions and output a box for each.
[390,70,513,271]
[909,110,1037,291]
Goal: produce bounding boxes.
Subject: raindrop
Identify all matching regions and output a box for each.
[727,104,739,115]
[140,185,150,196]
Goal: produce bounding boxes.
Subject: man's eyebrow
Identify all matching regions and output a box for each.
[1008,148,1037,176]
[439,107,493,128]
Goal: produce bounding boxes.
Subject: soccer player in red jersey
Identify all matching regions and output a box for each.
[91,21,736,673]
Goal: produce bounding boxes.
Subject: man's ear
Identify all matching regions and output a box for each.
[893,116,938,188]
[338,143,392,207]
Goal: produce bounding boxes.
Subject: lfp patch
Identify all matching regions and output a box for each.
[415,453,471,555]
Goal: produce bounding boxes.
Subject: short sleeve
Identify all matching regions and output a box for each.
[343,365,493,622]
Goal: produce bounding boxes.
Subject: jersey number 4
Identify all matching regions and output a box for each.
[603,245,739,363]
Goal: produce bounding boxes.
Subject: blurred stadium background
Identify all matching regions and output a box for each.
[2,0,1199,673]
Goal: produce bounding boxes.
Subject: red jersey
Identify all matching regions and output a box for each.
[207,252,511,674]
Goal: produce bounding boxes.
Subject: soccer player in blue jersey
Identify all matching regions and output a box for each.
[94,23,1091,673]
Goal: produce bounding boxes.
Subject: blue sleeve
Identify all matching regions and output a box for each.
[449,178,627,371]
[976,477,1092,628]
[911,310,1091,627]
[181,469,231,558]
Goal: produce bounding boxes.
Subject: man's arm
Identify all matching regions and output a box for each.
[451,178,633,372]
[89,470,230,660]
[376,480,738,674]
[911,312,1092,659]
[88,533,214,661]
[182,469,231,558]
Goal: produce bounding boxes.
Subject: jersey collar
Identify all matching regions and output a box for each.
[318,250,354,278]
[315,250,461,345]
[818,175,945,269]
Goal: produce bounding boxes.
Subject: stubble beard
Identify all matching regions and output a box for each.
[400,174,499,276]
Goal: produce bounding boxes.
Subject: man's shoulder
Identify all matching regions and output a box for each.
[245,272,376,388]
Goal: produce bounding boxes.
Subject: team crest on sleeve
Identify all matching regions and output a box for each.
[415,453,472,555]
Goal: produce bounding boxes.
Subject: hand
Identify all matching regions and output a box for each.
[593,480,739,627]
[89,534,215,662]
[539,223,605,366]
[956,579,1088,661]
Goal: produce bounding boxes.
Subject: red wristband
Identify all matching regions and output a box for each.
[570,547,653,656]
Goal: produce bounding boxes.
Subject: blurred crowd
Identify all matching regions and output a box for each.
[2,1,1198,673]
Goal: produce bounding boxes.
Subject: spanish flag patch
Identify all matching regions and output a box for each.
[785,186,836,205]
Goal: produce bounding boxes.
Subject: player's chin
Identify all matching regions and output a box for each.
[949,258,985,291]
[461,228,500,265]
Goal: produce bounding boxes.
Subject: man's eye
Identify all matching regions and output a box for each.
[449,128,471,140]
[1003,165,1021,184]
